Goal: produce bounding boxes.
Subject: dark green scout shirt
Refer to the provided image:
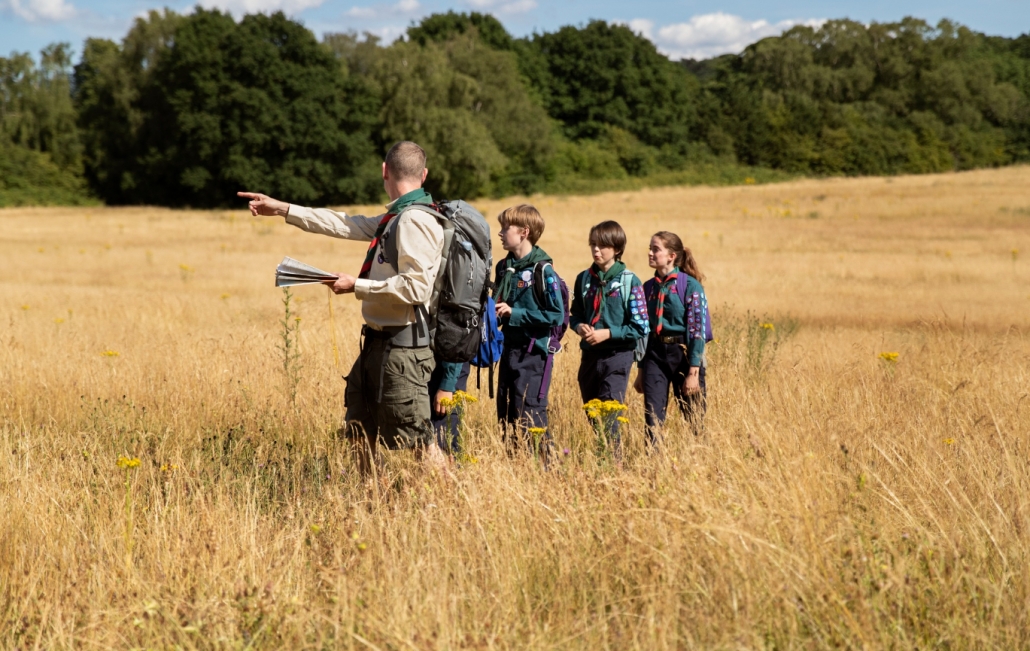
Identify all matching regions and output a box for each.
[644,273,707,368]
[569,266,649,352]
[494,247,566,355]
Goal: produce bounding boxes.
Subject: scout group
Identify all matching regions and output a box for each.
[240,141,709,472]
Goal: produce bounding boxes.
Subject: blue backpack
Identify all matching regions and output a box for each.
[470,295,505,398]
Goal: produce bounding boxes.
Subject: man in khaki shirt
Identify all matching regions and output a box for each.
[239,141,450,473]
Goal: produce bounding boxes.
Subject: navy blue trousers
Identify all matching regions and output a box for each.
[496,344,553,453]
[427,359,470,454]
[577,348,634,449]
[639,337,707,446]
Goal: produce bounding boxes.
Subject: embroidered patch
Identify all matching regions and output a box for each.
[521,270,533,282]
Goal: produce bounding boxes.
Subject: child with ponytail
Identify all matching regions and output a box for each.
[633,231,709,445]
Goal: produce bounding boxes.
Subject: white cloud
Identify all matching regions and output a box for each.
[345,0,421,20]
[627,18,653,40]
[2,0,76,22]
[198,0,325,15]
[466,0,536,15]
[640,12,825,60]
[346,5,376,17]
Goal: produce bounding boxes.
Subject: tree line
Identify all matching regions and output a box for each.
[2,10,1029,207]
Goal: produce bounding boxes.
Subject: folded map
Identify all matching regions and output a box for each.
[275,256,339,287]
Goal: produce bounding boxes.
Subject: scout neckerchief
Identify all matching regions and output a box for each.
[495,246,551,303]
[588,260,626,326]
[357,188,433,279]
[653,269,678,335]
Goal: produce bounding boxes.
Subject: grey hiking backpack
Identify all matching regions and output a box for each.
[399,200,493,363]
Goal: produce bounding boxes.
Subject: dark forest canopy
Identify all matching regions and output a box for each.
[2,10,1029,207]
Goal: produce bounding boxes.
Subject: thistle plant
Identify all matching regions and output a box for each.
[277,288,302,405]
[116,455,141,570]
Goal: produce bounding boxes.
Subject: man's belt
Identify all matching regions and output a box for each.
[361,323,429,348]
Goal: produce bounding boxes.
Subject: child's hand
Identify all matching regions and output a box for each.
[575,324,593,337]
[633,371,644,394]
[682,368,701,395]
[584,328,611,345]
[495,302,512,318]
[433,390,453,417]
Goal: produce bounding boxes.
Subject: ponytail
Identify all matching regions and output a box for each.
[653,231,705,282]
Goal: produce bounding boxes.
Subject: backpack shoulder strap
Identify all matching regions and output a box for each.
[642,276,656,298]
[577,269,593,300]
[397,202,447,222]
[620,270,635,309]
[675,271,689,304]
[532,262,551,307]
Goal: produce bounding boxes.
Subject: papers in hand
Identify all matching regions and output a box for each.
[275,256,339,287]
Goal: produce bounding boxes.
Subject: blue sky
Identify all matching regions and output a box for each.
[2,0,1027,62]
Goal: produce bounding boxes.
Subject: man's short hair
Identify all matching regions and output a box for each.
[385,141,427,182]
[588,220,627,261]
[498,204,545,245]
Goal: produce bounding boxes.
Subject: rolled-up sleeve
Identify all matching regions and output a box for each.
[353,210,442,305]
[285,205,380,241]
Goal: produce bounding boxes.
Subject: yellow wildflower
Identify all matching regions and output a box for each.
[20,305,29,311]
[744,177,756,185]
[943,438,955,445]
[309,524,322,534]
[527,427,547,435]
[54,318,65,324]
[101,350,120,357]
[761,322,775,331]
[617,416,629,424]
[879,352,899,363]
[438,396,458,409]
[116,455,141,469]
[453,390,478,404]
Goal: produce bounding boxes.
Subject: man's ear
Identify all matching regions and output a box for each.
[381,162,389,181]
[420,168,428,185]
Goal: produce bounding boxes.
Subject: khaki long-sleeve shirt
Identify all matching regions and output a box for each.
[285,202,443,331]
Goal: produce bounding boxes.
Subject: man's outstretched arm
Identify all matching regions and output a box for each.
[237,191,381,242]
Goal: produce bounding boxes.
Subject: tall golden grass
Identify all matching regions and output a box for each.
[2,167,1029,648]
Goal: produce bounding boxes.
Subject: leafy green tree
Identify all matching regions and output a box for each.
[691,18,1029,175]
[76,9,380,206]
[1,43,81,170]
[328,29,556,197]
[407,11,514,52]
[74,10,182,202]
[524,21,699,150]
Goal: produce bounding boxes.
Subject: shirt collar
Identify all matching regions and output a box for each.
[385,187,433,214]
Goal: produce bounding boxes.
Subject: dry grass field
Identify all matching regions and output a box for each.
[2,167,1030,649]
